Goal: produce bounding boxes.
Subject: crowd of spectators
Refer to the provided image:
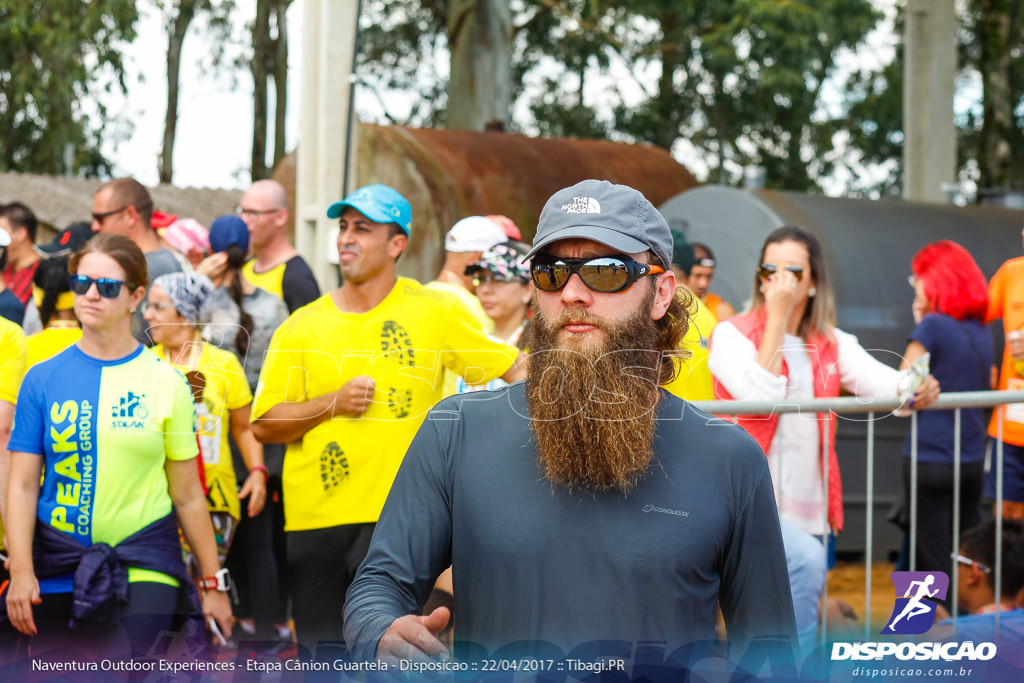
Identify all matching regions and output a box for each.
[0,177,1021,671]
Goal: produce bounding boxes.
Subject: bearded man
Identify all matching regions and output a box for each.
[343,180,795,669]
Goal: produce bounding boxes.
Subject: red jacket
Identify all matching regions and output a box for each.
[712,309,845,531]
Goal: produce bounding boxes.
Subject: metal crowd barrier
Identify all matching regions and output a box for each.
[690,390,1024,642]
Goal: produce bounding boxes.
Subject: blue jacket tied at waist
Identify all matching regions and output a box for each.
[0,512,207,656]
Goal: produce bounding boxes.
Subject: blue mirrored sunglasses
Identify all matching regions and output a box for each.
[68,275,131,299]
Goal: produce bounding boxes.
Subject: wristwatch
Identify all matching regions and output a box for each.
[197,567,231,592]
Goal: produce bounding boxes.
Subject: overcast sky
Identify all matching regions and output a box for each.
[100,2,305,190]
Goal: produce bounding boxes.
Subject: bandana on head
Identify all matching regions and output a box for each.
[152,272,216,326]
[465,243,530,283]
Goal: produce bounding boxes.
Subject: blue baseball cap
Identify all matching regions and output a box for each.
[208,214,250,254]
[326,184,412,235]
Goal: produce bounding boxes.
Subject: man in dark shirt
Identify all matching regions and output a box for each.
[91,178,183,344]
[344,179,796,672]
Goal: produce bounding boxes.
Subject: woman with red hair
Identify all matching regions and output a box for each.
[901,240,993,580]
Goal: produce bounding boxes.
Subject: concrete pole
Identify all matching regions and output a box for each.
[296,0,360,291]
[902,0,957,203]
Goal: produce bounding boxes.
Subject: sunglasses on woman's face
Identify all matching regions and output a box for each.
[68,275,130,298]
[472,272,520,287]
[531,253,664,293]
[758,263,804,282]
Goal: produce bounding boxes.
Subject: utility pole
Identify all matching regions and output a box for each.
[296,0,361,290]
[902,0,957,203]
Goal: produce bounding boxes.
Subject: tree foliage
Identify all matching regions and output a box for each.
[355,0,882,192]
[251,0,292,181]
[961,0,1024,192]
[608,1,881,191]
[0,0,137,176]
[356,0,449,127]
[158,0,236,184]
[842,1,1024,198]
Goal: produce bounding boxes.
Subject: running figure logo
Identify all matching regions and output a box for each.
[880,571,949,635]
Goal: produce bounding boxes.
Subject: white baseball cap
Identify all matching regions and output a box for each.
[444,216,506,253]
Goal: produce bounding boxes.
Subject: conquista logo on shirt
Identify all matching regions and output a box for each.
[110,390,148,430]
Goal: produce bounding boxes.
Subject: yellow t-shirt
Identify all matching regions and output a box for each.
[0,317,27,404]
[241,260,285,299]
[252,278,519,531]
[26,323,82,368]
[0,317,27,551]
[425,280,494,397]
[154,342,252,520]
[663,293,717,401]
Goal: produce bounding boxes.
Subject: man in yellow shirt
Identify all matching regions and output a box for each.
[663,229,716,401]
[427,215,507,395]
[689,242,737,321]
[251,184,524,651]
[238,179,321,313]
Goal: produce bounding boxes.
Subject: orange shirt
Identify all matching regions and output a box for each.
[987,256,1024,444]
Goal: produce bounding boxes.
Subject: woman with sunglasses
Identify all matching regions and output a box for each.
[901,241,992,584]
[4,233,232,660]
[144,271,267,590]
[457,242,533,393]
[708,225,941,653]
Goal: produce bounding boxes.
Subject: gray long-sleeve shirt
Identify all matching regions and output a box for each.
[343,384,796,662]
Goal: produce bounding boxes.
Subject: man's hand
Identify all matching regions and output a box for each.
[377,607,451,665]
[333,375,376,416]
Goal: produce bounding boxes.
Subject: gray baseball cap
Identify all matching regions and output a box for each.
[526,179,672,267]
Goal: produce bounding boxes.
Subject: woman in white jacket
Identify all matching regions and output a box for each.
[708,225,940,653]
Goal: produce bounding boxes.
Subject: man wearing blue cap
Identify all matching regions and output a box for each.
[344,179,795,671]
[251,184,524,651]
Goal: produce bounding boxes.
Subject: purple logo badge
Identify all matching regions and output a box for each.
[880,571,949,635]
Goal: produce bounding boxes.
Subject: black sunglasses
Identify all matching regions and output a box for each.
[91,206,128,223]
[68,275,132,299]
[531,254,665,293]
[758,263,804,282]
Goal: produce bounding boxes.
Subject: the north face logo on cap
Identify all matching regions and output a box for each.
[561,196,601,214]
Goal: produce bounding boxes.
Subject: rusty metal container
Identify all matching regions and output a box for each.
[274,124,698,282]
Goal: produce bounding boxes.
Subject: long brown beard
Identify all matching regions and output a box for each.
[526,292,663,495]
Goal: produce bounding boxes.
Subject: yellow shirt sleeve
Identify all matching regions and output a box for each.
[163,370,200,462]
[0,319,27,404]
[663,294,717,401]
[251,310,320,420]
[439,294,519,385]
[220,348,254,410]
